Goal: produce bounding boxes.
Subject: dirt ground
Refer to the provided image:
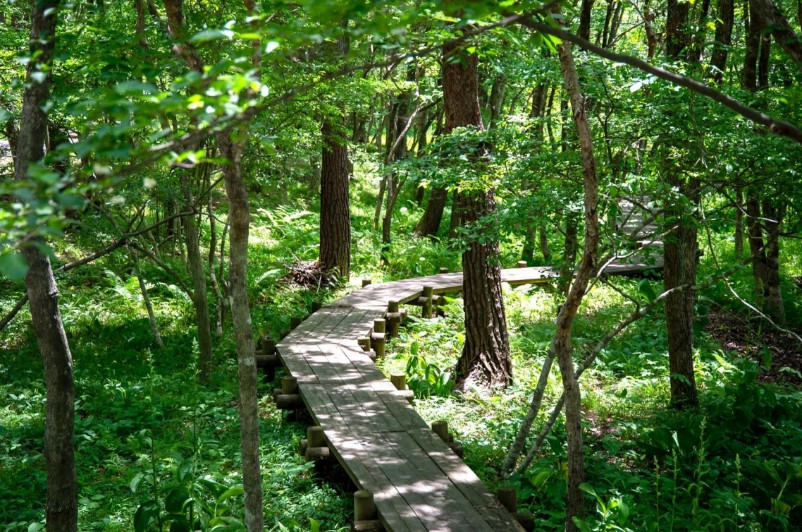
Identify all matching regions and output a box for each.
[706,308,802,386]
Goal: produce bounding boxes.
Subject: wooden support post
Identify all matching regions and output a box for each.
[422,285,434,319]
[311,300,323,312]
[357,336,371,352]
[361,279,372,287]
[390,374,406,390]
[371,319,386,359]
[432,420,448,442]
[386,300,401,337]
[291,316,302,329]
[439,267,449,274]
[298,438,308,456]
[279,329,290,339]
[304,426,330,461]
[262,338,277,355]
[497,486,517,513]
[354,490,382,530]
[449,441,464,459]
[281,376,298,394]
[517,260,527,268]
[273,376,303,410]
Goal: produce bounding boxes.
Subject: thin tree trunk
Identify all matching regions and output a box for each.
[734,189,744,259]
[488,73,507,129]
[163,1,264,528]
[711,0,734,81]
[746,189,767,300]
[208,199,224,339]
[132,247,164,348]
[555,40,601,530]
[540,221,552,261]
[217,132,264,532]
[181,169,213,382]
[559,214,579,295]
[761,200,785,322]
[15,1,78,529]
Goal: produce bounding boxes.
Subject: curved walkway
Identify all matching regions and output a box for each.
[274,262,660,531]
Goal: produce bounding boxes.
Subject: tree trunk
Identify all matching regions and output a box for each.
[745,191,768,300]
[761,200,785,322]
[208,199,224,339]
[15,1,78,529]
[578,0,595,40]
[711,0,734,80]
[559,214,579,295]
[162,1,264,528]
[217,132,264,532]
[488,74,506,129]
[750,0,802,70]
[441,38,512,390]
[132,247,164,348]
[664,0,699,409]
[540,221,552,261]
[555,40,601,530]
[734,189,744,260]
[415,186,448,236]
[319,119,351,279]
[181,170,213,382]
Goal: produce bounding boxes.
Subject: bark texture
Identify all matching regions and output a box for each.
[711,0,734,80]
[319,119,351,279]
[218,133,264,531]
[442,40,512,389]
[663,0,700,409]
[556,40,600,530]
[15,1,78,529]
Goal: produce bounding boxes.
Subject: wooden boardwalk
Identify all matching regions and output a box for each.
[273,261,661,531]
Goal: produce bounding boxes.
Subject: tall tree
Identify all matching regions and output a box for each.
[662,0,700,408]
[319,31,352,280]
[443,36,512,389]
[15,0,78,528]
[162,1,264,528]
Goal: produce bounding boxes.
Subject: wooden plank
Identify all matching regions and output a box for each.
[408,429,521,531]
[299,384,427,532]
[380,431,489,531]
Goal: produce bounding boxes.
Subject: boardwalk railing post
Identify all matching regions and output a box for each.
[439,267,449,274]
[432,420,448,442]
[422,286,434,319]
[273,376,304,410]
[391,373,414,403]
[390,374,406,390]
[371,319,386,359]
[497,485,535,531]
[361,279,372,288]
[354,490,381,530]
[311,300,323,312]
[517,260,527,268]
[304,426,330,461]
[290,316,302,329]
[386,300,401,337]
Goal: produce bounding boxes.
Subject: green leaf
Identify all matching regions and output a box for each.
[0,252,29,282]
[134,501,159,532]
[165,487,191,513]
[216,485,244,504]
[638,279,657,302]
[190,29,234,43]
[130,472,144,494]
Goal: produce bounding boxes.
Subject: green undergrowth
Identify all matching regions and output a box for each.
[380,277,802,531]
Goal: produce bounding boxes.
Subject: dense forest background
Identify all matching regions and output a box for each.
[1,0,801,530]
